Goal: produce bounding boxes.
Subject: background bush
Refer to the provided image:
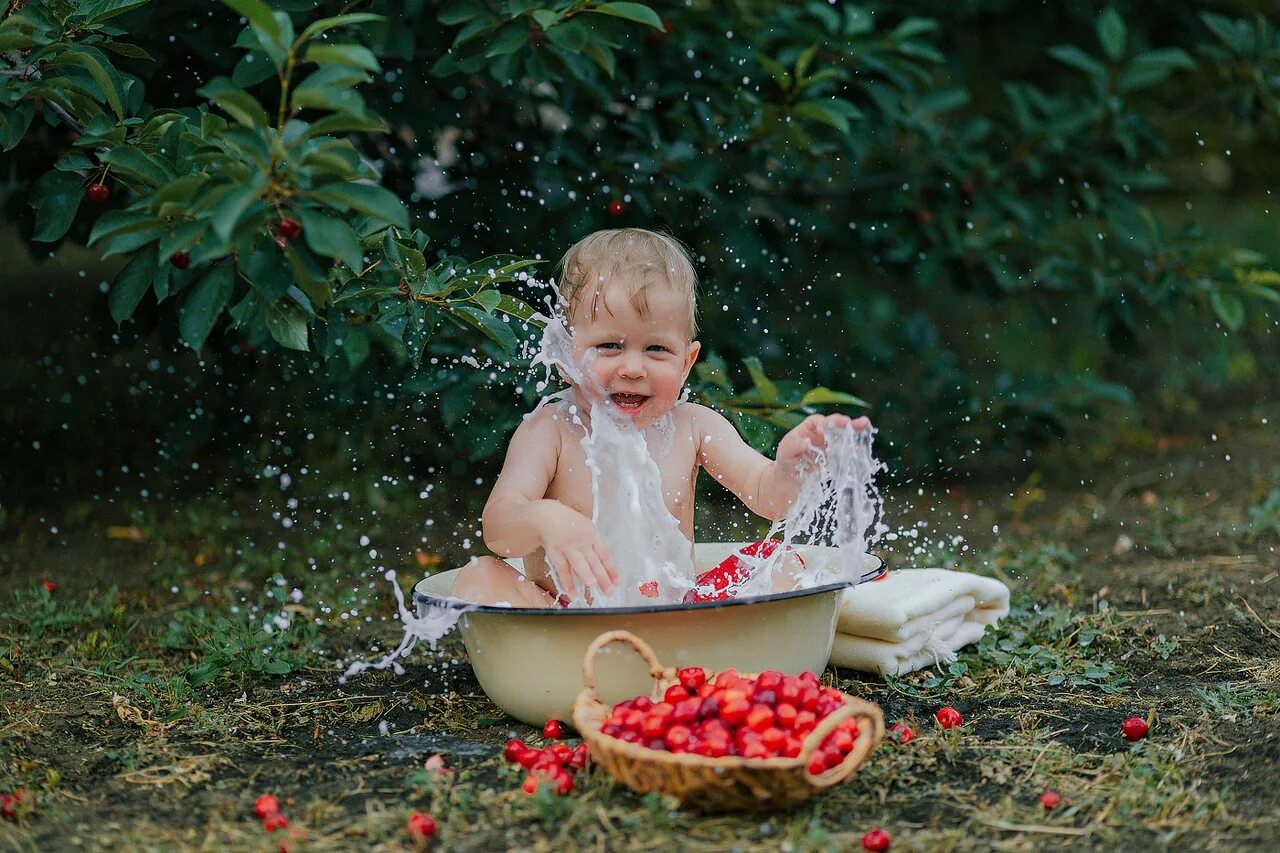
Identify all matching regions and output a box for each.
[2,0,1278,511]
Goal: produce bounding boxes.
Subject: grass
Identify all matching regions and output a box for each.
[2,420,1279,850]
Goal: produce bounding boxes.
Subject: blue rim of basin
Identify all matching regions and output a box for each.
[414,554,885,616]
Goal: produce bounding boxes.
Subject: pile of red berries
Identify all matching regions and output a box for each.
[597,667,860,774]
[503,720,590,796]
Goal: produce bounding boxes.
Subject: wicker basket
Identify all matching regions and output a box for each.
[572,629,884,812]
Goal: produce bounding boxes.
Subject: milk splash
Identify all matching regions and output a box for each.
[526,296,695,606]
[339,569,473,681]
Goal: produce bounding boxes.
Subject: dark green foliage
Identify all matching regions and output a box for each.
[3,0,1279,479]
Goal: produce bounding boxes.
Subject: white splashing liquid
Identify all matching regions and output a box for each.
[341,280,887,678]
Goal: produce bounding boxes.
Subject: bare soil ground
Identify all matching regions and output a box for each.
[2,408,1278,851]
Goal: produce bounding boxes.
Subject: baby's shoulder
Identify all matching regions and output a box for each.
[675,401,732,431]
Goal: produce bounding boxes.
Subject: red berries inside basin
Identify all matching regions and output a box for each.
[597,668,860,768]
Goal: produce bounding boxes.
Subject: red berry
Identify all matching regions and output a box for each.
[550,742,573,763]
[677,667,706,692]
[806,754,826,775]
[607,199,626,217]
[639,580,658,597]
[889,722,914,744]
[1039,790,1061,810]
[775,703,798,729]
[794,710,817,734]
[741,740,768,759]
[543,719,563,740]
[862,828,891,852]
[504,738,527,763]
[553,771,574,795]
[263,812,289,833]
[935,706,963,729]
[672,698,700,725]
[43,580,56,593]
[664,684,690,704]
[745,704,775,733]
[521,774,539,795]
[568,743,588,771]
[720,695,751,726]
[278,216,302,240]
[760,726,786,753]
[664,724,692,752]
[1122,716,1149,741]
[253,794,280,818]
[829,728,855,753]
[169,251,191,270]
[87,183,110,203]
[407,811,437,840]
[0,794,15,823]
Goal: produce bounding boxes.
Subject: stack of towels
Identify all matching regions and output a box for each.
[828,569,1011,676]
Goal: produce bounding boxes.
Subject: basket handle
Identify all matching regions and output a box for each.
[798,697,884,787]
[580,629,674,703]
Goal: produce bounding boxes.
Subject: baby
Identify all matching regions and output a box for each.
[452,228,869,607]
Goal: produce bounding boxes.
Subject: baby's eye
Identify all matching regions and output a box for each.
[595,342,622,351]
[646,344,670,353]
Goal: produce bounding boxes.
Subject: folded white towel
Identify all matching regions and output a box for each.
[828,568,1010,676]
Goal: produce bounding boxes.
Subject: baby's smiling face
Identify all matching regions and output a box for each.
[567,279,700,428]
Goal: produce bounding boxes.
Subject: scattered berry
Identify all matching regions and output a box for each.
[254,794,280,818]
[407,811,437,841]
[888,722,913,744]
[1039,790,1061,811]
[423,754,450,776]
[263,812,289,833]
[1122,716,1149,741]
[87,183,110,203]
[42,580,56,593]
[169,250,191,270]
[935,706,963,729]
[862,828,891,852]
[504,738,527,763]
[277,216,303,240]
[638,580,658,597]
[607,199,626,217]
[521,774,539,795]
[543,719,563,740]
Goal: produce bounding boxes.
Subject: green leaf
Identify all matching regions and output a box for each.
[584,43,616,78]
[108,246,157,323]
[591,2,663,30]
[439,2,483,25]
[1210,291,1245,332]
[222,0,282,44]
[50,48,125,119]
[30,170,84,243]
[299,13,384,44]
[297,207,365,272]
[743,356,778,405]
[1118,48,1195,92]
[891,17,937,40]
[454,304,517,352]
[197,77,270,127]
[305,43,380,71]
[1096,7,1126,61]
[180,264,235,349]
[1048,45,1105,78]
[495,294,536,322]
[261,297,311,350]
[101,42,155,62]
[99,145,174,187]
[309,182,408,229]
[474,289,501,313]
[211,184,264,242]
[793,101,850,134]
[801,387,868,408]
[81,0,150,23]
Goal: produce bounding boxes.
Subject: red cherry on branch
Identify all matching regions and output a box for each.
[607,199,626,217]
[278,216,303,240]
[87,183,110,203]
[169,251,191,270]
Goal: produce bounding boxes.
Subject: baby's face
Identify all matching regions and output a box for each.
[567,281,700,428]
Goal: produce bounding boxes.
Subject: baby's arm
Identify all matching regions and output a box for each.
[693,406,868,520]
[481,411,618,594]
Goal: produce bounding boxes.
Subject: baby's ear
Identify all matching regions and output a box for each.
[682,340,702,378]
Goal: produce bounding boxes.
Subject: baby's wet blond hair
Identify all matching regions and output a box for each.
[558,228,699,338]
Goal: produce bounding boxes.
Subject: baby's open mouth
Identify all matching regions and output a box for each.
[610,392,649,414]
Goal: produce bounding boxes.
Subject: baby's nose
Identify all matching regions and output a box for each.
[618,354,646,378]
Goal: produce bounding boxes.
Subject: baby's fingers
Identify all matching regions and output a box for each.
[564,548,601,592]
[593,543,620,589]
[851,415,871,431]
[545,551,576,597]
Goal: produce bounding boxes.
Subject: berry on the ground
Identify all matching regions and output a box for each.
[935,706,963,729]
[1122,716,1149,741]
[407,811,437,841]
[254,794,280,818]
[42,580,56,593]
[1039,790,1061,810]
[543,718,563,740]
[889,722,913,744]
[862,828,891,851]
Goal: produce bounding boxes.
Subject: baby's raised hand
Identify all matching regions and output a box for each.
[537,504,620,597]
[776,413,872,471]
